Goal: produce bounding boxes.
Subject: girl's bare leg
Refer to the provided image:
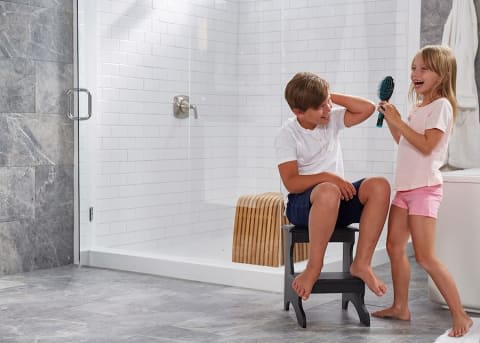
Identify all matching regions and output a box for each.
[409,215,472,337]
[372,205,411,320]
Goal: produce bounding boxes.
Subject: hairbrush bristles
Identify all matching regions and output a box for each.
[378,76,394,101]
[376,76,395,127]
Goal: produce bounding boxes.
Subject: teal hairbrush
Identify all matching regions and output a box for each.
[376,76,395,128]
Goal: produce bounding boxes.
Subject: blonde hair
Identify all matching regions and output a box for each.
[409,45,457,121]
[285,72,330,112]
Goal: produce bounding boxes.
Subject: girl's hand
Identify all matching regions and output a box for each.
[378,101,402,128]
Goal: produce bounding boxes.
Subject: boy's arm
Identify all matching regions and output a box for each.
[331,93,375,128]
[278,161,356,200]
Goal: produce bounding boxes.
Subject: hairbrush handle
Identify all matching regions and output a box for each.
[376,76,394,128]
[376,112,384,128]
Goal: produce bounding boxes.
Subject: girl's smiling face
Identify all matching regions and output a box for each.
[411,55,442,101]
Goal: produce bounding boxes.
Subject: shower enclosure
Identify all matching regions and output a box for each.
[72,0,420,292]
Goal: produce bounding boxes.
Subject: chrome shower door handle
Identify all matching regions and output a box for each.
[65,88,92,121]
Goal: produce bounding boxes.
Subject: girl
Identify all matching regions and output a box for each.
[372,45,473,337]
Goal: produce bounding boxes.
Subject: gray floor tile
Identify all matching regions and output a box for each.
[0,257,478,342]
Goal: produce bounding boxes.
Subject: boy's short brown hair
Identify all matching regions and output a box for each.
[284,72,330,112]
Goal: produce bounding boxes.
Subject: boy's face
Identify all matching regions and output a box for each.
[294,94,332,129]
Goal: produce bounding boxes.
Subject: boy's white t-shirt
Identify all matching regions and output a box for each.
[274,106,346,177]
[395,98,453,191]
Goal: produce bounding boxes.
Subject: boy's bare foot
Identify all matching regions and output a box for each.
[350,263,387,296]
[448,314,473,337]
[372,306,411,320]
[291,267,320,301]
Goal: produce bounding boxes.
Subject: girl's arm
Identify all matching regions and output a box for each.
[386,120,402,144]
[378,102,402,143]
[331,93,375,128]
[380,102,444,155]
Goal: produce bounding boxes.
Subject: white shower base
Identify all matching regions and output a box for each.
[81,230,391,292]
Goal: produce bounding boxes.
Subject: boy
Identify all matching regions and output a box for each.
[275,72,390,300]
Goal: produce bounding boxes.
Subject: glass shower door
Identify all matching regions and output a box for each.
[75,0,205,264]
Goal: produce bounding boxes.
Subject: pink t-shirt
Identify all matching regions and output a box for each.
[395,98,453,191]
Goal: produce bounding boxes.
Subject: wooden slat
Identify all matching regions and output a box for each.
[243,194,255,264]
[257,194,271,265]
[232,192,309,267]
[271,193,281,266]
[232,195,244,262]
[264,193,279,266]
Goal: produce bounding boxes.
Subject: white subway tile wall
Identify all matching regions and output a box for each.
[80,0,418,252]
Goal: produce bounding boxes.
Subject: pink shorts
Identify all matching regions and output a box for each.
[392,184,443,218]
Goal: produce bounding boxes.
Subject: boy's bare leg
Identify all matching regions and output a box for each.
[291,183,340,300]
[372,205,412,320]
[349,177,390,296]
[409,216,472,337]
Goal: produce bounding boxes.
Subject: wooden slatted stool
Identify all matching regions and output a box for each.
[283,224,370,328]
[232,192,309,267]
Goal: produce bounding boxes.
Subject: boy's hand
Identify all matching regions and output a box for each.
[330,174,356,201]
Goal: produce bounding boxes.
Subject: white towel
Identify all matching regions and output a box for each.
[434,317,480,343]
[442,0,478,109]
[442,0,480,168]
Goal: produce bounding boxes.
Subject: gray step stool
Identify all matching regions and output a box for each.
[283,224,371,328]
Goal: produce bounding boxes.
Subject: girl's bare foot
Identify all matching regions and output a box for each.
[350,263,387,296]
[372,305,411,320]
[291,267,320,301]
[448,314,473,337]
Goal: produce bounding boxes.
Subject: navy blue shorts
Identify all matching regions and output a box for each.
[286,179,365,227]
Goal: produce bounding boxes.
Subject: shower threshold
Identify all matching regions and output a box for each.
[78,245,366,293]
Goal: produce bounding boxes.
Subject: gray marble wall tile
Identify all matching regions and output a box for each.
[0,113,73,167]
[0,167,35,222]
[420,0,452,46]
[0,218,72,275]
[35,164,74,220]
[31,164,74,269]
[30,7,73,63]
[0,114,39,167]
[0,2,34,59]
[26,114,74,165]
[0,221,26,274]
[0,58,35,113]
[30,215,74,269]
[0,164,73,275]
[0,1,73,62]
[36,61,73,115]
[1,0,73,12]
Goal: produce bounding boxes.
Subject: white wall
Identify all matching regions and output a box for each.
[80,0,420,254]
[237,0,419,185]
[236,0,420,254]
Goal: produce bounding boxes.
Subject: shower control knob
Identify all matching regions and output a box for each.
[173,95,198,119]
